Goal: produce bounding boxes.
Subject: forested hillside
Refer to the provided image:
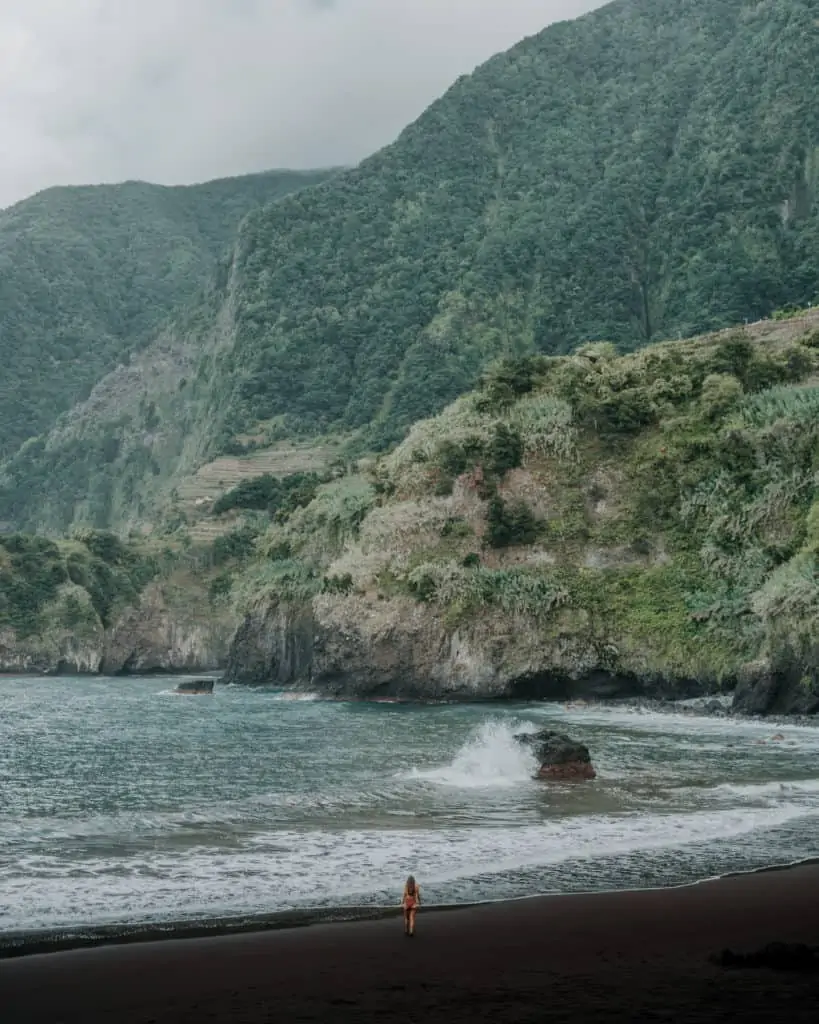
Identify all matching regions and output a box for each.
[214,0,819,451]
[0,168,338,456]
[2,0,818,535]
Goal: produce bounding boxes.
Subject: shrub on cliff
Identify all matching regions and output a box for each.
[509,394,577,460]
[0,536,67,635]
[231,558,321,610]
[486,496,541,549]
[322,572,354,595]
[700,374,744,421]
[212,472,321,520]
[211,528,259,567]
[404,561,568,621]
[735,385,819,430]
[435,436,486,478]
[484,424,524,477]
[476,356,549,411]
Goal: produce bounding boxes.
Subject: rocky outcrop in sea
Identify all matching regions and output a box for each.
[515,729,596,780]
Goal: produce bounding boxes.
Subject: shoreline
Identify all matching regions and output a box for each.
[3,860,818,1024]
[4,855,818,961]
[4,672,819,725]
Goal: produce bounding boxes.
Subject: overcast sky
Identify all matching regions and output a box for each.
[0,0,602,209]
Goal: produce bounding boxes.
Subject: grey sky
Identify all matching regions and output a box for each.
[0,0,602,209]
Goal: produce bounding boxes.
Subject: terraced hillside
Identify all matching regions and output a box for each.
[174,441,344,542]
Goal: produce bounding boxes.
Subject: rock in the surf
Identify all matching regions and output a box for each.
[514,729,596,781]
[174,678,215,695]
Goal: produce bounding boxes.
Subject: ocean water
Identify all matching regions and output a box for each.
[1,676,818,936]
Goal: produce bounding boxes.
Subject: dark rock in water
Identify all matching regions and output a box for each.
[711,942,819,973]
[515,729,596,781]
[175,678,214,694]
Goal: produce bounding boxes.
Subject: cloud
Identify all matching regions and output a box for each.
[0,0,602,208]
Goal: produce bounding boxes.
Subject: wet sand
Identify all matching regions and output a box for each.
[2,864,818,1023]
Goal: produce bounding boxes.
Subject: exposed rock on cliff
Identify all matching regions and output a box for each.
[224,593,719,701]
[0,581,235,676]
[222,603,315,686]
[731,659,819,717]
[101,583,234,675]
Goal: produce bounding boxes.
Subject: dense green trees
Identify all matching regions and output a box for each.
[0,530,156,635]
[3,0,819,535]
[0,169,337,457]
[204,0,819,453]
[212,472,322,520]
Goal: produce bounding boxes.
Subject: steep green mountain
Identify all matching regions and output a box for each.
[0,168,338,457]
[197,0,819,449]
[3,0,819,534]
[220,316,819,714]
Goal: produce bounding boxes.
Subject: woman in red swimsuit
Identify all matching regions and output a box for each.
[401,875,421,937]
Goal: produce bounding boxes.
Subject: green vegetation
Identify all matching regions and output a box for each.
[485,496,541,549]
[405,562,569,623]
[211,528,260,567]
[0,530,156,636]
[199,0,819,456]
[212,472,322,520]
[4,314,819,691]
[230,322,819,684]
[0,168,337,457]
[4,0,819,537]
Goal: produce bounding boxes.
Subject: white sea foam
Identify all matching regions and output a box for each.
[2,800,816,934]
[537,702,819,744]
[403,720,540,788]
[701,778,819,804]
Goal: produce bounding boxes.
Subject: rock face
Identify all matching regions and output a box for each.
[731,659,819,717]
[515,729,596,781]
[224,593,720,702]
[0,626,103,676]
[0,583,235,676]
[222,603,316,686]
[101,584,233,675]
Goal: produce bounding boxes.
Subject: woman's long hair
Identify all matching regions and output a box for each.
[406,875,416,894]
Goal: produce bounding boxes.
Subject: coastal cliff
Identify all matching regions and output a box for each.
[100,582,235,675]
[224,594,717,701]
[4,320,819,715]
[225,595,818,715]
[0,581,235,676]
[0,532,236,676]
[223,319,819,715]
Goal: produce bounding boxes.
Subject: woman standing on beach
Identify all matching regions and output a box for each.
[402,875,421,937]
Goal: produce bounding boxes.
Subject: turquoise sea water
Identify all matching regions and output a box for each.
[1,676,817,935]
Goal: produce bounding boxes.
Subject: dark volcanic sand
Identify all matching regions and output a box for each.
[2,865,818,1023]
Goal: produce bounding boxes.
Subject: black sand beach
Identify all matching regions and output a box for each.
[2,863,818,1023]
